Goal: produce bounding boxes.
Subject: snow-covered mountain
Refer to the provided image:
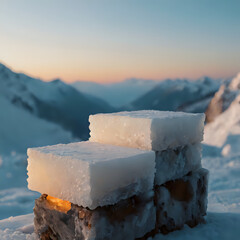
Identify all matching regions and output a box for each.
[128,77,220,113]
[0,95,73,154]
[204,94,240,157]
[72,78,158,108]
[0,63,113,141]
[205,73,240,123]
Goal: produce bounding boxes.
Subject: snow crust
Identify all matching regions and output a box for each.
[27,141,155,209]
[155,144,202,185]
[2,212,240,240]
[89,110,205,151]
[0,214,35,240]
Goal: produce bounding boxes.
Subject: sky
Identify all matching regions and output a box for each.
[0,0,240,83]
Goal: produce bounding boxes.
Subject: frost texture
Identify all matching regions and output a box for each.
[89,110,205,151]
[27,141,155,209]
[155,144,202,185]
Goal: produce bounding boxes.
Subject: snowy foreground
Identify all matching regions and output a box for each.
[0,149,240,239]
[1,95,240,239]
[1,211,240,240]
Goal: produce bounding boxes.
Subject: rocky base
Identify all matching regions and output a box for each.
[156,168,208,234]
[34,169,208,240]
[34,192,156,240]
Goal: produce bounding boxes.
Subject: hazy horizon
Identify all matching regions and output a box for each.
[1,60,234,85]
[1,0,240,83]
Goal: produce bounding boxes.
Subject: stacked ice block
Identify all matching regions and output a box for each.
[27,110,208,240]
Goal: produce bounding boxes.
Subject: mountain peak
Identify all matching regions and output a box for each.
[0,62,11,72]
[51,78,62,83]
[230,73,240,90]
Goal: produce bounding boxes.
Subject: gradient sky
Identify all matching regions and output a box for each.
[0,0,240,83]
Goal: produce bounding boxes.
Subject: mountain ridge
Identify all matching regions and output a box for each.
[0,63,114,140]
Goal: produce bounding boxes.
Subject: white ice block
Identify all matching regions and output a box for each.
[155,143,202,186]
[89,110,205,151]
[27,141,155,209]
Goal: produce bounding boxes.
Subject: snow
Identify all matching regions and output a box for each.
[205,73,240,123]
[0,150,239,239]
[153,212,240,240]
[0,153,39,221]
[0,75,239,239]
[1,149,240,240]
[0,95,73,154]
[204,95,240,155]
[229,72,240,90]
[27,141,155,209]
[0,63,71,108]
[0,188,37,221]
[2,212,240,240]
[155,144,202,185]
[0,63,113,141]
[130,77,220,112]
[0,214,35,240]
[72,78,158,108]
[2,102,238,239]
[89,110,205,151]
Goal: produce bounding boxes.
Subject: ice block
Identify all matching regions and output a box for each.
[27,141,155,209]
[89,110,205,151]
[155,143,202,185]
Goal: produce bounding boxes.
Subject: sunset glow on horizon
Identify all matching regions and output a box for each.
[1,0,240,83]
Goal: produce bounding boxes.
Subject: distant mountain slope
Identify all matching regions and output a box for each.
[0,95,73,154]
[0,63,114,139]
[72,78,158,108]
[128,77,220,113]
[204,94,240,156]
[205,73,240,123]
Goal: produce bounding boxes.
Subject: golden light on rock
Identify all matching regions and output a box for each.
[46,195,71,213]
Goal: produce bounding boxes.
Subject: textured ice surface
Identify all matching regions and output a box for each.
[27,141,155,209]
[155,144,202,185]
[34,192,156,240]
[89,110,205,151]
[156,168,209,233]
